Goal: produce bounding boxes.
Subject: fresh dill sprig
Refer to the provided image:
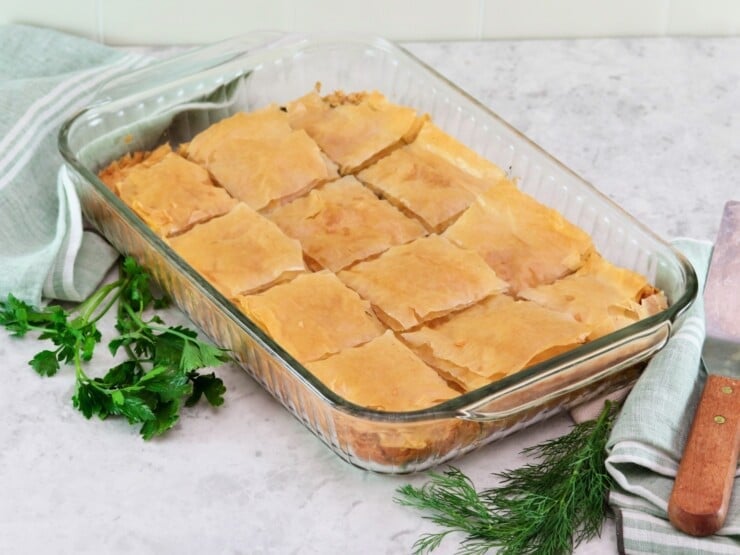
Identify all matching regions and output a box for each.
[0,256,230,439]
[396,401,619,555]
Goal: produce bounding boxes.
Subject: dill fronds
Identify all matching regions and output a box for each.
[396,401,619,555]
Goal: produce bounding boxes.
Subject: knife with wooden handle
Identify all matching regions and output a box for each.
[668,200,740,537]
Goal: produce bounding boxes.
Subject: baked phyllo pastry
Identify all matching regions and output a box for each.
[266,176,426,272]
[187,105,297,158]
[402,295,590,392]
[286,89,425,173]
[98,143,172,193]
[184,105,338,211]
[407,120,507,183]
[167,203,305,298]
[338,235,509,331]
[305,331,458,411]
[234,271,384,364]
[104,146,238,238]
[519,254,668,340]
[444,180,594,293]
[358,121,506,232]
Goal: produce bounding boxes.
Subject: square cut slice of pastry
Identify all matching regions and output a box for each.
[286,89,425,174]
[167,203,306,299]
[338,235,509,331]
[408,120,507,184]
[518,254,668,340]
[401,294,590,392]
[358,121,506,232]
[186,106,297,162]
[305,330,458,412]
[234,271,385,364]
[111,148,238,238]
[444,180,594,293]
[98,143,172,194]
[266,175,426,272]
[184,105,338,211]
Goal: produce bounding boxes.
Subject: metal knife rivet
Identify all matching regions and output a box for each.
[721,386,733,394]
[714,415,726,424]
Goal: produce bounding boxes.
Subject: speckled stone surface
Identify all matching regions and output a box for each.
[1,37,739,555]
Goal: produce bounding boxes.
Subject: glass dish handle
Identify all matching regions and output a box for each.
[456,323,672,422]
[456,371,611,423]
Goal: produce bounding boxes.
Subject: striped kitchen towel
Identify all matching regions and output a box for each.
[0,24,151,306]
[606,238,740,554]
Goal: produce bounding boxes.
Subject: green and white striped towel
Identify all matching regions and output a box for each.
[606,238,740,554]
[0,24,150,306]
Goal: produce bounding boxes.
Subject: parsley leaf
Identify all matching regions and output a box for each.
[30,350,60,377]
[1,256,231,439]
[186,371,226,407]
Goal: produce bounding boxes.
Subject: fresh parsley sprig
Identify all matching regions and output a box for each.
[0,256,230,439]
[396,401,619,555]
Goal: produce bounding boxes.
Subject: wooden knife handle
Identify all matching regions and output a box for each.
[668,374,740,536]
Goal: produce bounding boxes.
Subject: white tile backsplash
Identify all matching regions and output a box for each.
[292,0,482,41]
[101,0,294,45]
[667,0,740,35]
[2,0,739,44]
[2,0,100,40]
[481,0,672,39]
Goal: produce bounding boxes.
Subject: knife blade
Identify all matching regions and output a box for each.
[668,200,740,537]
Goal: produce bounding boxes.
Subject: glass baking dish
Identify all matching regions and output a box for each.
[58,32,697,473]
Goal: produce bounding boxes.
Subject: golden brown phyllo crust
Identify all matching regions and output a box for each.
[98,87,668,413]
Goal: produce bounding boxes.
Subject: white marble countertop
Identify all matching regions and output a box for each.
[1,36,739,555]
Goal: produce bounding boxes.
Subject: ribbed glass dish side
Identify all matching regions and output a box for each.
[59,33,697,473]
[64,154,673,472]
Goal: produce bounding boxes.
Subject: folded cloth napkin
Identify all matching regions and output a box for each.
[603,238,740,554]
[0,24,150,306]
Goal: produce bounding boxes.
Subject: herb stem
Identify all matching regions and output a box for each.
[73,279,124,321]
[397,401,619,555]
[120,301,149,329]
[73,340,88,383]
[87,287,125,326]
